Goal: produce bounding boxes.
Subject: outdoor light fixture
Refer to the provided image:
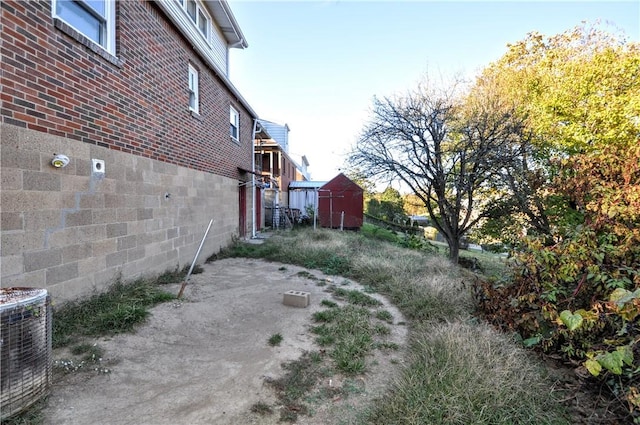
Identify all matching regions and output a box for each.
[51,154,70,168]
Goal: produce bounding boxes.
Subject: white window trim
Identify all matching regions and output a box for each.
[52,0,116,55]
[176,0,211,45]
[188,64,199,114]
[230,106,239,141]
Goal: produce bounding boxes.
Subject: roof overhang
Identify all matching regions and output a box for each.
[203,0,248,49]
[254,122,271,140]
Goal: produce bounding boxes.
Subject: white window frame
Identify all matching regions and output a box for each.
[230,106,239,140]
[188,64,199,114]
[52,0,116,54]
[177,0,211,43]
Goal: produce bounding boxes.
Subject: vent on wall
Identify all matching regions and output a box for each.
[0,288,52,420]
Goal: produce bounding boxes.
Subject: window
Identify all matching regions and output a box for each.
[197,9,208,38]
[53,0,115,54]
[186,0,196,21]
[230,106,239,140]
[179,0,210,41]
[188,64,199,114]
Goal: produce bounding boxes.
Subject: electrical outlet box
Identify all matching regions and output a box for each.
[92,159,105,174]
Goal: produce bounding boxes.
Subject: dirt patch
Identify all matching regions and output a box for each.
[543,356,630,424]
[42,258,407,425]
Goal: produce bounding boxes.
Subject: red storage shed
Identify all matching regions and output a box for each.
[318,174,364,230]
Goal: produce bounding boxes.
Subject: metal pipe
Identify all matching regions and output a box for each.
[314,188,318,230]
[177,219,214,299]
[251,119,258,238]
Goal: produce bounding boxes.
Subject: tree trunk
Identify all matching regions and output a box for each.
[445,237,460,264]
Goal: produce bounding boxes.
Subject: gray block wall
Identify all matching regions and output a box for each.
[0,124,247,303]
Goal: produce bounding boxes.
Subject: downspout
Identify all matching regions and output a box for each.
[251,118,258,239]
[278,150,282,207]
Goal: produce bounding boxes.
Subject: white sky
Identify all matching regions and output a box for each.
[228,1,640,181]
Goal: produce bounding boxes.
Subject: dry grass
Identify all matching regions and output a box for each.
[365,321,569,424]
[218,227,570,423]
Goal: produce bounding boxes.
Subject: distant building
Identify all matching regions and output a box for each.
[288,180,327,219]
[296,155,311,181]
[409,216,431,227]
[258,119,290,153]
[254,120,309,228]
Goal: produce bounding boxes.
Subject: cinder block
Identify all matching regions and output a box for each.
[283,290,310,308]
[24,248,63,272]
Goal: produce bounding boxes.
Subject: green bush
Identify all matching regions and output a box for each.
[476,144,640,420]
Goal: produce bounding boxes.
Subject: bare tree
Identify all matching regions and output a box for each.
[348,82,524,263]
[483,137,555,244]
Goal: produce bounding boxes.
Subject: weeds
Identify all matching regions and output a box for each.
[264,351,325,422]
[296,270,317,280]
[70,343,104,362]
[52,279,174,348]
[374,323,391,335]
[53,357,111,375]
[360,223,398,243]
[341,378,366,395]
[310,305,380,375]
[209,241,282,261]
[0,398,47,425]
[374,341,399,350]
[364,322,570,424]
[320,299,338,308]
[53,342,111,375]
[249,402,273,415]
[155,267,186,284]
[312,309,338,322]
[375,310,394,323]
[268,333,283,346]
[331,287,382,307]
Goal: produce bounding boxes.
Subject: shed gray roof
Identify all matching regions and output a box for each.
[289,181,327,189]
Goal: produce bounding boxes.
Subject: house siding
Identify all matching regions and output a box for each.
[0,0,255,301]
[210,15,229,74]
[156,0,230,78]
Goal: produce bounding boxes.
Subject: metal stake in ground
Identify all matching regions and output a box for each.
[177,219,214,299]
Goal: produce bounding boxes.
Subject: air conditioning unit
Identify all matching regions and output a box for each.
[1,288,52,420]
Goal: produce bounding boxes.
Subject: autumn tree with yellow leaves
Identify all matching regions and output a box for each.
[475,24,640,420]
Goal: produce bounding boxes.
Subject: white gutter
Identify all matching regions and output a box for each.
[213,0,248,48]
[251,118,258,238]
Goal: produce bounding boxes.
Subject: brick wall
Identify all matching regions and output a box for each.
[0,0,254,178]
[0,0,256,301]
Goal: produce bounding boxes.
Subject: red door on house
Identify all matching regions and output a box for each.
[239,185,246,238]
[255,187,261,233]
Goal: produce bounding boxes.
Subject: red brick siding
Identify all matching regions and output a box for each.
[0,0,253,179]
[279,155,294,192]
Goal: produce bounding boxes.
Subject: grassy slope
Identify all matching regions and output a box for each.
[218,227,570,424]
